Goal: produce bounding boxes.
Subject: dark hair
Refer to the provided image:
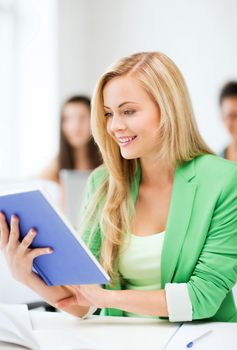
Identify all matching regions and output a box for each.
[59,95,103,170]
[219,81,237,105]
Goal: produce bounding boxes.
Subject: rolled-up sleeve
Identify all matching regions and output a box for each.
[165,283,192,321]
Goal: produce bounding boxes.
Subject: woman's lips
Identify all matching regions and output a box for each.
[117,136,137,147]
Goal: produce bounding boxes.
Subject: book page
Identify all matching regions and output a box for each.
[0,304,39,350]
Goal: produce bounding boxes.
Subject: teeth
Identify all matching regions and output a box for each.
[118,136,135,143]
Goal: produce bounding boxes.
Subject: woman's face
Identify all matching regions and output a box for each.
[61,102,91,148]
[221,97,237,142]
[103,75,161,160]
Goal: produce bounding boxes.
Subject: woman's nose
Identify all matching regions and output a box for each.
[109,114,126,132]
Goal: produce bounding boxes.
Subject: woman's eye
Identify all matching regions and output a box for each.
[104,112,113,118]
[124,109,135,115]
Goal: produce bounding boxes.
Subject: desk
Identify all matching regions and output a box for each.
[29,311,179,350]
[1,309,236,350]
[29,311,237,350]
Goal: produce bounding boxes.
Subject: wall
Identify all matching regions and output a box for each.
[58,0,237,153]
[0,0,59,178]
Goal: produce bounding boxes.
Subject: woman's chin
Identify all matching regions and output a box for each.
[120,150,139,160]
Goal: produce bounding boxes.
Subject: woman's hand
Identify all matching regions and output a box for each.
[0,212,53,285]
[56,284,112,309]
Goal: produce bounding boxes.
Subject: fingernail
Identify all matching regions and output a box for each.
[47,248,53,253]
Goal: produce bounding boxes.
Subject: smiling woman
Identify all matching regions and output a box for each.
[0,51,237,323]
[77,51,237,322]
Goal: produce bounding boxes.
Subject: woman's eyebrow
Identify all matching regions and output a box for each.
[104,101,140,109]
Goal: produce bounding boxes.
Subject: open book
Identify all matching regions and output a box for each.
[0,304,40,350]
[0,304,99,350]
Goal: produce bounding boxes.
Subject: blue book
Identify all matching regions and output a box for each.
[0,188,110,286]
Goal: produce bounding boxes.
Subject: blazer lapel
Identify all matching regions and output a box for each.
[160,159,197,287]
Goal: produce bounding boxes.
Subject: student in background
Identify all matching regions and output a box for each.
[39,95,102,183]
[1,52,237,323]
[219,81,237,162]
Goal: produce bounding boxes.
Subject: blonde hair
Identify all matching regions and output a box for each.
[80,51,213,281]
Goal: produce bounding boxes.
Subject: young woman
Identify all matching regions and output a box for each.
[39,95,102,183]
[0,52,237,322]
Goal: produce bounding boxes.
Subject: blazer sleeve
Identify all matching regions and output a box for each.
[187,168,237,320]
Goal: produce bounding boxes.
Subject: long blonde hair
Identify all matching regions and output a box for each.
[80,51,213,280]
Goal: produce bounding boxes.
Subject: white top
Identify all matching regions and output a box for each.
[118,231,192,321]
[119,231,165,290]
[119,231,165,318]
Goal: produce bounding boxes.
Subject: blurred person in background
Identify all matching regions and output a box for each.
[39,95,102,183]
[39,95,103,222]
[219,82,237,162]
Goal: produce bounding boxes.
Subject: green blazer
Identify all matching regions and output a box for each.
[81,155,237,322]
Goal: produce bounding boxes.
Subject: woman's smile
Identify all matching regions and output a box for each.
[116,135,137,147]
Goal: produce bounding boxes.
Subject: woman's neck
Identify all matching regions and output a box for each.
[73,147,91,170]
[139,156,174,188]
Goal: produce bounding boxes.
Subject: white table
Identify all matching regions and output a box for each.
[29,311,179,350]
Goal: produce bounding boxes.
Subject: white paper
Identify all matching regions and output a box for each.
[164,321,237,350]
